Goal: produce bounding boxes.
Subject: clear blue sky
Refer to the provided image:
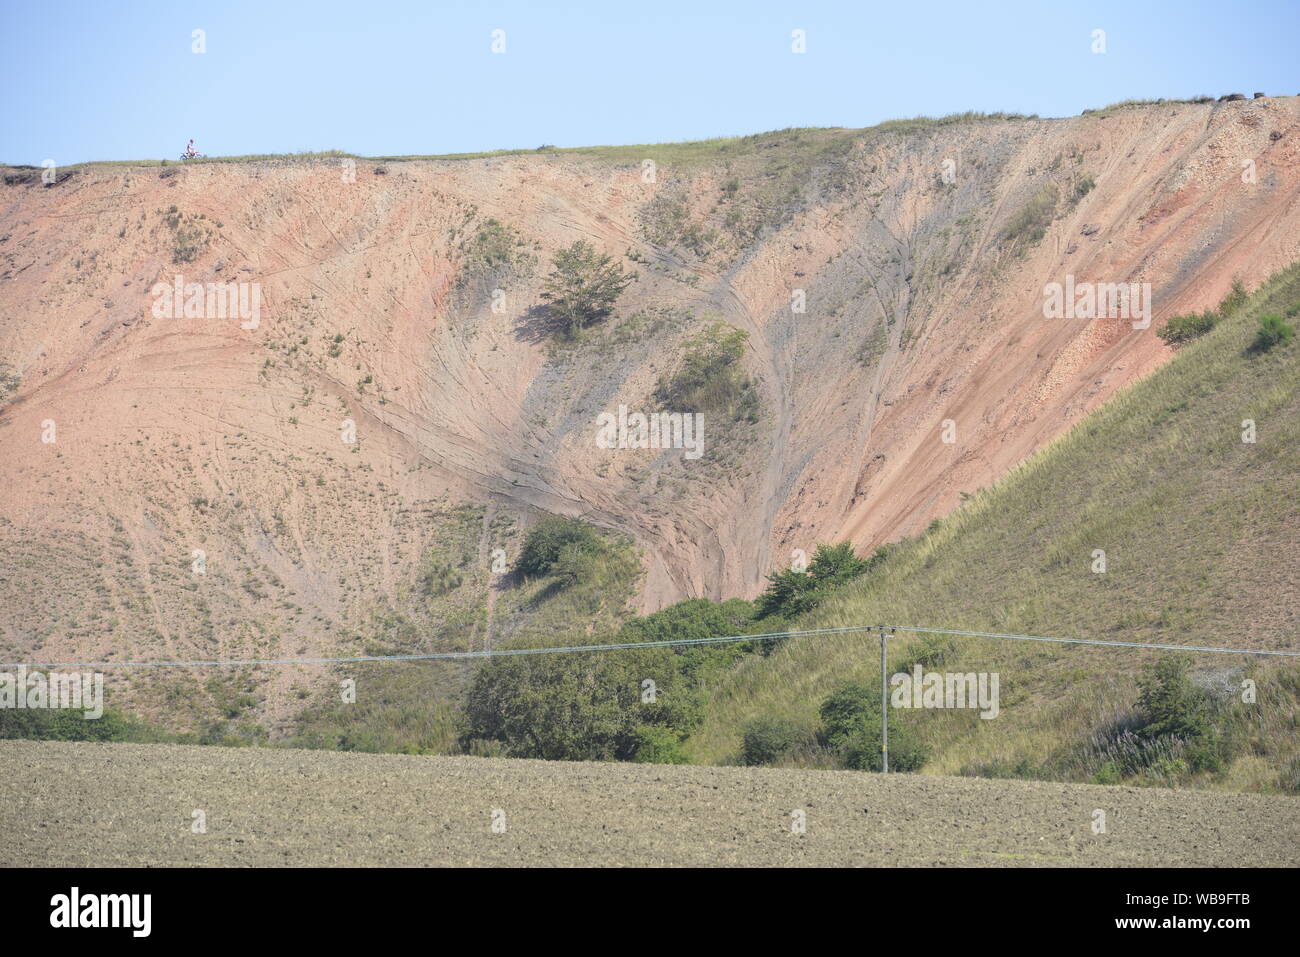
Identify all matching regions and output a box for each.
[2,0,1297,165]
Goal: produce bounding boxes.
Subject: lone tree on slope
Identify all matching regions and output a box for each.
[540,240,637,337]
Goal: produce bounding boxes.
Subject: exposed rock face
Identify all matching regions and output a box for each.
[1,98,1298,686]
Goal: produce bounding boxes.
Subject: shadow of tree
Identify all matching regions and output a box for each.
[492,567,525,591]
[514,303,571,344]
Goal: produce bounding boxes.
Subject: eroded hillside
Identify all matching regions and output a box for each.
[2,99,1298,723]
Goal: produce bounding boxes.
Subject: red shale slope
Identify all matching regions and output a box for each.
[0,99,1298,680]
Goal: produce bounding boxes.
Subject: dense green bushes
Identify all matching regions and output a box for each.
[461,596,771,762]
[1070,657,1244,785]
[0,708,159,743]
[1252,313,1295,352]
[616,596,768,654]
[516,517,604,578]
[818,681,929,772]
[741,716,800,765]
[463,518,828,764]
[1136,657,1214,739]
[465,534,882,765]
[756,542,883,620]
[1157,309,1219,344]
[1157,278,1247,344]
[629,725,690,763]
[738,677,933,771]
[460,645,693,761]
[1135,656,1232,774]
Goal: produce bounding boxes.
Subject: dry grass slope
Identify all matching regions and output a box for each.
[691,265,1300,792]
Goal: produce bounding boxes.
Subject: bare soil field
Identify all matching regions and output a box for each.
[1,740,1295,866]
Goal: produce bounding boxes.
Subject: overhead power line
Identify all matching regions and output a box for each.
[879,625,1300,658]
[2,624,1296,669]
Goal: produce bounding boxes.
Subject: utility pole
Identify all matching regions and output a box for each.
[880,626,889,773]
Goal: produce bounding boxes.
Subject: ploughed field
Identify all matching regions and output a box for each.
[2,741,1296,866]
